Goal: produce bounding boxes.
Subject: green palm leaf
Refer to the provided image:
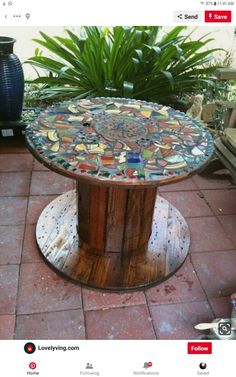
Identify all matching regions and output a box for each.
[26,26,223,104]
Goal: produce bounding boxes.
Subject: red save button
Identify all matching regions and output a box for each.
[188,342,212,354]
[205,10,231,22]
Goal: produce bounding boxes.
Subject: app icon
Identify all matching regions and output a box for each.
[199,362,207,370]
[143,362,153,369]
[86,363,93,370]
[218,322,231,335]
[29,362,37,370]
[24,342,36,354]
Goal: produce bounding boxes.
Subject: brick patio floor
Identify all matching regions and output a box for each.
[0,141,236,340]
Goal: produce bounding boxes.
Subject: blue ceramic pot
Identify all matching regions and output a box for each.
[0,36,24,121]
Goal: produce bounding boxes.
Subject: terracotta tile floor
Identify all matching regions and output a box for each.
[0,141,236,340]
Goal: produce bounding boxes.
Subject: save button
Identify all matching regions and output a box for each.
[205,10,231,22]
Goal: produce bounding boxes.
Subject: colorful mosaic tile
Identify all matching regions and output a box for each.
[26,97,214,184]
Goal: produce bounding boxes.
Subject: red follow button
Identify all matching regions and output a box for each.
[205,10,231,22]
[188,342,212,354]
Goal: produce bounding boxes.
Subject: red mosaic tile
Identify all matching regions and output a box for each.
[0,154,33,171]
[192,250,236,298]
[159,178,197,192]
[0,265,19,314]
[0,197,28,225]
[149,301,214,339]
[192,173,235,190]
[0,172,31,196]
[22,225,42,263]
[33,159,50,171]
[26,195,57,224]
[218,215,236,248]
[0,225,24,265]
[188,217,233,253]
[17,262,82,314]
[82,288,146,311]
[146,257,205,305]
[202,189,236,215]
[30,171,73,195]
[209,297,232,318]
[0,315,15,339]
[15,310,85,339]
[161,191,213,217]
[85,305,156,340]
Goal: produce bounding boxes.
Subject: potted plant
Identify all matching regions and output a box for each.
[0,36,24,139]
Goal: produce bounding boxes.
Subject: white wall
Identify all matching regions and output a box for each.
[1,26,236,78]
[0,26,81,78]
[164,26,236,66]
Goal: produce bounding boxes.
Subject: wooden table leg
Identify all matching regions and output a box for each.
[36,184,190,290]
[78,181,157,255]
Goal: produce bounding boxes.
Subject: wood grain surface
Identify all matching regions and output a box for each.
[36,189,190,290]
[78,182,157,255]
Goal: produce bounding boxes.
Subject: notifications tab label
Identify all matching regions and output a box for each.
[188,342,212,354]
[205,10,231,22]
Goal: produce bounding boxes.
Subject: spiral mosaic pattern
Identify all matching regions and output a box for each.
[26,97,214,185]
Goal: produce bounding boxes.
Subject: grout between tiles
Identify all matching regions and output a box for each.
[13,164,33,339]
[80,289,88,340]
[144,291,158,340]
[189,253,224,320]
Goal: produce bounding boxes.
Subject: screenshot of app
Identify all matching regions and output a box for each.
[0,0,236,375]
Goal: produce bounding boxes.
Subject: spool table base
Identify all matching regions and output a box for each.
[36,190,190,290]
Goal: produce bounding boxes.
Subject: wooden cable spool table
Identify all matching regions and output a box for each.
[26,97,213,290]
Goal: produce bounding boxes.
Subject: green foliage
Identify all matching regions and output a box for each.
[24,83,44,106]
[204,80,236,134]
[202,51,236,134]
[26,26,222,104]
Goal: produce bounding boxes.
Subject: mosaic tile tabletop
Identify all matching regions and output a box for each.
[26,97,214,186]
